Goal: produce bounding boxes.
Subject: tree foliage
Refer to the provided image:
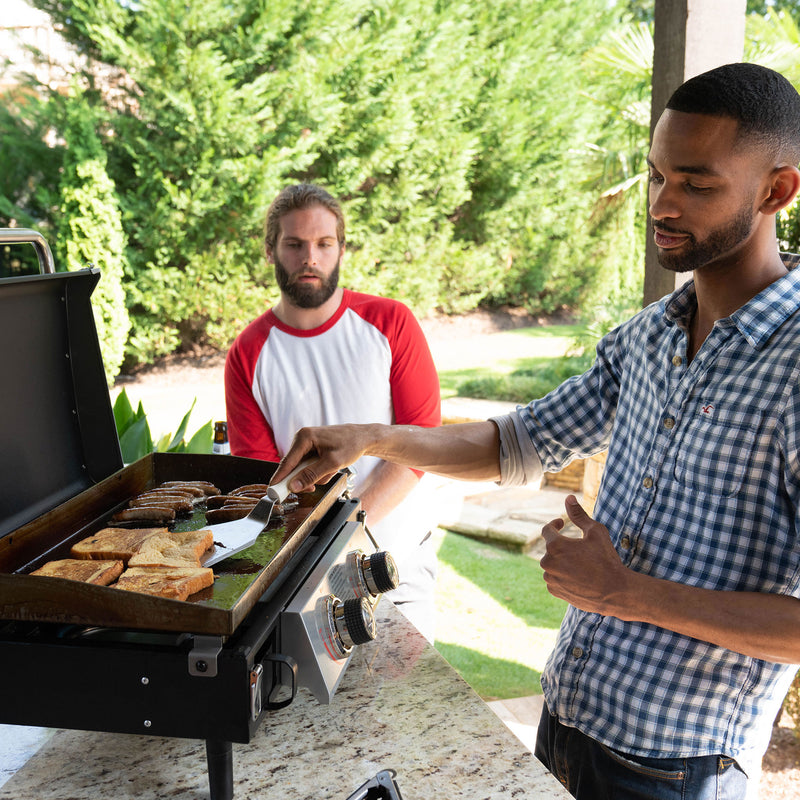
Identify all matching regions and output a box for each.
[56,85,130,384]
[575,5,800,275]
[1,0,634,367]
[742,6,800,253]
[6,2,800,372]
[6,2,800,371]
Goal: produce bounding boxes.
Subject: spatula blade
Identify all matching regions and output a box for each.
[201,459,312,567]
[201,501,275,567]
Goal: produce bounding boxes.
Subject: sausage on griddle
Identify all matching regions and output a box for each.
[112,507,176,523]
[206,507,250,523]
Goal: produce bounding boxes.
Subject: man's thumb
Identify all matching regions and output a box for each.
[564,494,591,529]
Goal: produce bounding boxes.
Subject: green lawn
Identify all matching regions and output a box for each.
[430,322,577,700]
[437,323,590,401]
[432,528,567,701]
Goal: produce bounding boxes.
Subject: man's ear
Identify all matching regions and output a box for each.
[266,247,275,264]
[761,165,800,215]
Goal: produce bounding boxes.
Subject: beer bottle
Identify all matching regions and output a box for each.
[213,421,230,455]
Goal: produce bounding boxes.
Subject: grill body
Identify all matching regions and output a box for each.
[0,235,389,800]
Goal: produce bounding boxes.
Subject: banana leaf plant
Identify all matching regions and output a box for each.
[112,388,213,463]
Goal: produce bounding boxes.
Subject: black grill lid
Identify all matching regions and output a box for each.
[0,268,123,538]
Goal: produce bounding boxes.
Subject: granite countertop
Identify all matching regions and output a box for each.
[0,603,570,799]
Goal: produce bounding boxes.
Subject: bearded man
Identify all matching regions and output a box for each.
[224,183,441,641]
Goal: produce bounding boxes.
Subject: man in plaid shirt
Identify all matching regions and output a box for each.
[274,63,800,799]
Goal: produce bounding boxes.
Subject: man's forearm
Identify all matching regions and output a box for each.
[367,421,502,481]
[619,571,800,664]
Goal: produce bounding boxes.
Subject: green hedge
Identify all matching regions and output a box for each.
[3,0,638,372]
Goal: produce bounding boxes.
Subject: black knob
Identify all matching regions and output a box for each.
[362,551,400,595]
[339,597,377,647]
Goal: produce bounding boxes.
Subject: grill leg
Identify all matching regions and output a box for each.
[206,739,233,800]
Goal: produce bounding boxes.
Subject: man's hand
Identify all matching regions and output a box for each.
[541,497,800,663]
[271,423,379,494]
[539,495,630,617]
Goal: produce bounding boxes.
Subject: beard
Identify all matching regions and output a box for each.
[655,200,756,274]
[274,253,341,309]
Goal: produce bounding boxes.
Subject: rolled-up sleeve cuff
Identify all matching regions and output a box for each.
[490,411,543,487]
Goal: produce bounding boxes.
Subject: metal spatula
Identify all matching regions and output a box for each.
[202,461,310,567]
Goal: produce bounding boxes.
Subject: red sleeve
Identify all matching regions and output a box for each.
[224,316,281,462]
[386,304,441,429]
[386,301,441,479]
[347,293,441,478]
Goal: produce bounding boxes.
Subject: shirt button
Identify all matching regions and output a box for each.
[672,355,682,366]
[642,476,653,489]
[663,417,675,430]
[572,647,584,659]
[620,535,631,550]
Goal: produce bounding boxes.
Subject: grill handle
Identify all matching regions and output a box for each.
[263,652,298,711]
[0,228,56,274]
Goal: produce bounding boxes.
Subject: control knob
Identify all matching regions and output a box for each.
[347,549,399,597]
[326,595,377,658]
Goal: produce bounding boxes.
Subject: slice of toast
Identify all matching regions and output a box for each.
[70,527,167,562]
[114,566,214,601]
[30,558,124,586]
[127,529,214,568]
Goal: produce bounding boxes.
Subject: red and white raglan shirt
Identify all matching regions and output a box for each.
[224,290,442,627]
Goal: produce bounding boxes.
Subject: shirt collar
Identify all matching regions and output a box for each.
[662,252,800,350]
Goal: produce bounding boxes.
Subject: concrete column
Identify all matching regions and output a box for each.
[643,0,747,305]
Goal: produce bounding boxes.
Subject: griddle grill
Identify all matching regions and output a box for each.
[0,233,395,799]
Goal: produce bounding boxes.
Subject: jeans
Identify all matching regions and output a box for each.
[534,701,748,800]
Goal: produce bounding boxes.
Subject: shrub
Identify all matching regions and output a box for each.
[15,0,624,367]
[112,389,212,463]
[56,90,130,385]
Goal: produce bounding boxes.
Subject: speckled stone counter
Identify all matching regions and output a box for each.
[0,603,570,799]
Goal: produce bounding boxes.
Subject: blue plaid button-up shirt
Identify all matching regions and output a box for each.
[511,255,800,772]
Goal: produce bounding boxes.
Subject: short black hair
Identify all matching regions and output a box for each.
[666,63,800,165]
